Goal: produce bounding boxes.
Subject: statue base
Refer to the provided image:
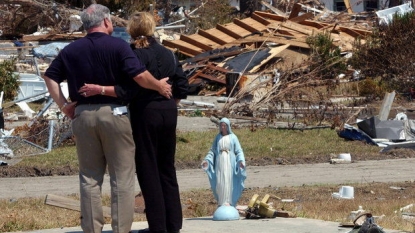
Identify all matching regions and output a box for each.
[213,205,240,221]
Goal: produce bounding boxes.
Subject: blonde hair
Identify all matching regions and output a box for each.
[127,12,156,48]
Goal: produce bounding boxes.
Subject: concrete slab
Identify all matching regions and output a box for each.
[6,216,403,233]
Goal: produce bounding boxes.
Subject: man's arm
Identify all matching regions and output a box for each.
[133,70,172,99]
[43,75,76,119]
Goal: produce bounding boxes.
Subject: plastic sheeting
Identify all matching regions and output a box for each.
[32,42,70,58]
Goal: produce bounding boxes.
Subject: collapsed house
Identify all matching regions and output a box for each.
[156,4,375,122]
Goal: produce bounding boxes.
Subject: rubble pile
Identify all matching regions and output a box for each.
[0,0,412,137]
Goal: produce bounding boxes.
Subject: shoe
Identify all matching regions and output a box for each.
[137,228,167,233]
[168,231,180,233]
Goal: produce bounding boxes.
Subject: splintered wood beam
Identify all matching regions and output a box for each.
[198,29,228,45]
[180,35,213,51]
[216,24,243,39]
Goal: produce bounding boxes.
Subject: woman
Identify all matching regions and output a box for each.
[125,12,187,233]
[79,12,188,233]
[201,118,247,207]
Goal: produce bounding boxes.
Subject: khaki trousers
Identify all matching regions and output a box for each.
[72,104,135,233]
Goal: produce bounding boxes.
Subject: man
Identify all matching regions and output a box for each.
[43,4,172,233]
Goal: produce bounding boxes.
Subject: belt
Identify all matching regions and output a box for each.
[76,101,125,106]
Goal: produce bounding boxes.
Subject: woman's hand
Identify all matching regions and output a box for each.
[79,83,102,97]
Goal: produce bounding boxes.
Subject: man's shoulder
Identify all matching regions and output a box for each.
[81,32,129,45]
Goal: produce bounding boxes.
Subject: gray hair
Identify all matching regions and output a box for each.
[80,4,111,30]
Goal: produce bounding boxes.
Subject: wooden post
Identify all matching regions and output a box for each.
[344,0,354,14]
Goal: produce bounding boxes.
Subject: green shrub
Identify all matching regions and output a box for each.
[349,11,415,94]
[306,31,347,81]
[357,78,386,98]
[0,58,20,101]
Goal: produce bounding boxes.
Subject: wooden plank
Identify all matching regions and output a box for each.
[216,24,245,39]
[186,33,220,48]
[225,23,253,37]
[254,11,286,22]
[331,32,356,51]
[222,34,309,49]
[267,23,298,35]
[260,36,308,48]
[188,75,203,84]
[338,26,372,37]
[188,64,230,85]
[189,64,229,85]
[319,23,338,33]
[289,12,314,23]
[337,27,367,38]
[45,194,111,218]
[180,34,213,51]
[198,73,226,84]
[301,20,371,37]
[251,12,272,26]
[299,20,326,29]
[215,87,227,96]
[199,28,234,44]
[344,0,354,14]
[273,30,296,37]
[207,63,231,73]
[288,3,302,19]
[162,39,202,56]
[280,21,315,35]
[234,18,266,33]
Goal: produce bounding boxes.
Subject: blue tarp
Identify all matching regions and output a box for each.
[337,124,378,145]
[33,42,70,58]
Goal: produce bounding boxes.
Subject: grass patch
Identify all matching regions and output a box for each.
[8,127,385,170]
